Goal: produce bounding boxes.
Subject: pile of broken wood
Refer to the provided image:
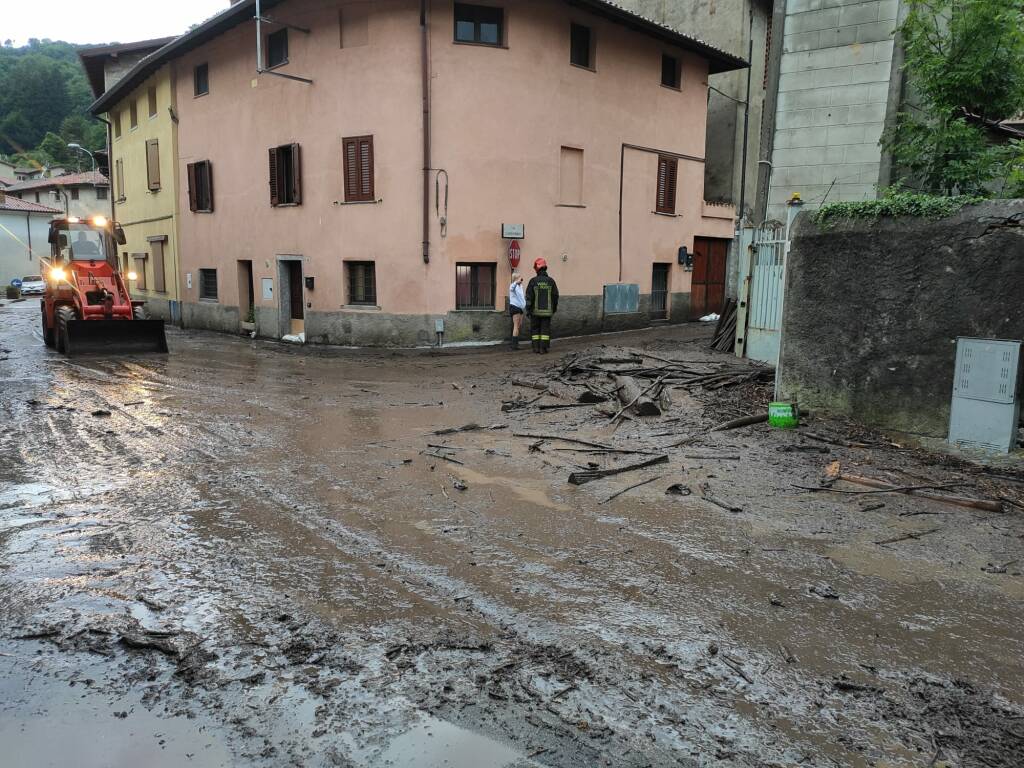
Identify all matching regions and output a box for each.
[505,349,773,423]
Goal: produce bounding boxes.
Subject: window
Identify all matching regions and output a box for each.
[133,254,148,290]
[199,268,218,300]
[34,192,40,203]
[661,53,681,89]
[194,63,209,96]
[346,261,376,305]
[96,187,108,200]
[454,4,503,46]
[187,160,214,212]
[70,188,79,201]
[148,85,158,117]
[266,28,288,68]
[130,100,138,129]
[342,136,374,202]
[115,158,125,201]
[559,146,584,205]
[268,144,301,206]
[121,252,129,274]
[113,111,122,139]
[146,139,160,191]
[151,238,166,293]
[656,155,678,214]
[570,23,593,69]
[455,263,496,309]
[340,4,369,48]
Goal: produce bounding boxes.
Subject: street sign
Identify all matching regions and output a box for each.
[502,224,525,239]
[508,239,521,269]
[10,279,22,288]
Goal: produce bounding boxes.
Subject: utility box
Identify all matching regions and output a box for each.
[948,338,1022,453]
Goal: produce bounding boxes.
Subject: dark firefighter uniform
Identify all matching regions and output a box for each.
[525,264,559,353]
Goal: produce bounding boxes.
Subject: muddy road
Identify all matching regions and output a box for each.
[1,298,1022,768]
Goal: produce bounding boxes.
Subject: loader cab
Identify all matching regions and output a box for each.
[48,217,126,269]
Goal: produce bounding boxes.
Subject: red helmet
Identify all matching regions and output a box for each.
[533,258,547,271]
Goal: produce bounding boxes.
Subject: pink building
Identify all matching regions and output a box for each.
[99,0,744,346]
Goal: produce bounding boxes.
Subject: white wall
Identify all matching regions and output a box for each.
[0,212,52,286]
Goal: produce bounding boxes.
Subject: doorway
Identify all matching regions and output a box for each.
[277,258,305,338]
[650,263,669,321]
[690,237,729,320]
[237,260,254,327]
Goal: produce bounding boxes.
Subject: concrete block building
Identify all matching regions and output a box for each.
[0,191,61,287]
[91,0,745,347]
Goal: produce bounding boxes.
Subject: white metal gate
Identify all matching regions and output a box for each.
[735,201,802,365]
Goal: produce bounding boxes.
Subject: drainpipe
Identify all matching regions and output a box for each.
[93,115,116,222]
[421,0,431,264]
[737,10,754,224]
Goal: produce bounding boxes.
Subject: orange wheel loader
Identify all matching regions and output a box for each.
[40,216,168,355]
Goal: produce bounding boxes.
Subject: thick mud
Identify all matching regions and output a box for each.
[1,298,1022,767]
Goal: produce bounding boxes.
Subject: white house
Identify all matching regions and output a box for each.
[5,171,110,219]
[0,190,61,288]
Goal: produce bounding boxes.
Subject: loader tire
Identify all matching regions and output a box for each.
[41,303,55,348]
[56,306,76,355]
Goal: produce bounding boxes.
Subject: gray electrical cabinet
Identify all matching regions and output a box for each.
[948,338,1022,453]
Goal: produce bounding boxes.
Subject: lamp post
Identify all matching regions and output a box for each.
[67,143,95,174]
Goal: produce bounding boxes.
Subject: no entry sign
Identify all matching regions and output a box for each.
[508,239,521,269]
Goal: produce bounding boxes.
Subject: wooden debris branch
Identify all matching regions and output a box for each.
[806,473,1003,513]
[599,475,664,504]
[874,527,942,546]
[711,413,769,432]
[610,374,668,420]
[568,454,669,486]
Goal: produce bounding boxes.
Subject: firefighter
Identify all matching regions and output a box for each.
[525,257,559,354]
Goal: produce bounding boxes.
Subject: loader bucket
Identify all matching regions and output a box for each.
[63,319,169,356]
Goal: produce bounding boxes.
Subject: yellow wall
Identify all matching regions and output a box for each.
[108,63,182,320]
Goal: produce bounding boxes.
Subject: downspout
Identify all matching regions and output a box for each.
[737,10,754,223]
[26,213,32,263]
[93,114,116,222]
[421,0,431,264]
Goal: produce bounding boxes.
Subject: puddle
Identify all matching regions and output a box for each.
[453,466,570,512]
[370,715,534,768]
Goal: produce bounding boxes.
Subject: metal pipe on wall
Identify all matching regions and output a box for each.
[421,0,431,264]
[737,10,754,223]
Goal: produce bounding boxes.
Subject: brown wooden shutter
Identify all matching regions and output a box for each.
[115,158,125,200]
[205,161,214,212]
[290,143,302,204]
[343,136,374,202]
[656,156,677,214]
[152,240,166,292]
[146,139,160,191]
[268,147,280,206]
[187,162,198,212]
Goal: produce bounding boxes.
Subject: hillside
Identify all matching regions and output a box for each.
[0,39,106,170]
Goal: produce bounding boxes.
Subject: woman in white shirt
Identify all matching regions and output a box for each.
[508,272,526,350]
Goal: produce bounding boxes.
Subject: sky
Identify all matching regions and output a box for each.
[3,0,231,47]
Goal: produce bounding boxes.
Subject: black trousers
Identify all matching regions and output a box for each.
[530,316,552,350]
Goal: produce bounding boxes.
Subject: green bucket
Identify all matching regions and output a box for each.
[768,402,800,429]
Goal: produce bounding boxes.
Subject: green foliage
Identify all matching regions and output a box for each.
[812,188,983,226]
[886,0,1024,195]
[0,39,105,160]
[5,285,21,300]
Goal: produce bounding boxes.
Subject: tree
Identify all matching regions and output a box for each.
[886,0,1024,195]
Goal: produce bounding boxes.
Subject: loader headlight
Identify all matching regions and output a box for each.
[50,267,67,281]
[92,215,108,227]
[127,271,138,281]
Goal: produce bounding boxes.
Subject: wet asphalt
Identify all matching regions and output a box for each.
[1,298,1022,768]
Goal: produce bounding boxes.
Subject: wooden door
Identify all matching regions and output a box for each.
[691,237,729,320]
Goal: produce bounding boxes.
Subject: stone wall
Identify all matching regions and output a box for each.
[778,201,1024,437]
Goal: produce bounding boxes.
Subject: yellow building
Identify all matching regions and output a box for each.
[80,41,182,323]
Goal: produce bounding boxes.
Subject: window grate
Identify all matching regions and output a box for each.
[347,261,377,305]
[199,268,218,301]
[455,263,496,309]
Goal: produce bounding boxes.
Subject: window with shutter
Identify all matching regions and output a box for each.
[266,28,288,68]
[115,158,125,201]
[148,86,158,117]
[151,239,166,293]
[188,161,214,212]
[146,139,160,191]
[130,100,138,130]
[269,145,301,206]
[113,111,121,139]
[656,156,677,214]
[346,261,377,305]
[133,255,148,290]
[342,136,374,202]
[199,268,218,301]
